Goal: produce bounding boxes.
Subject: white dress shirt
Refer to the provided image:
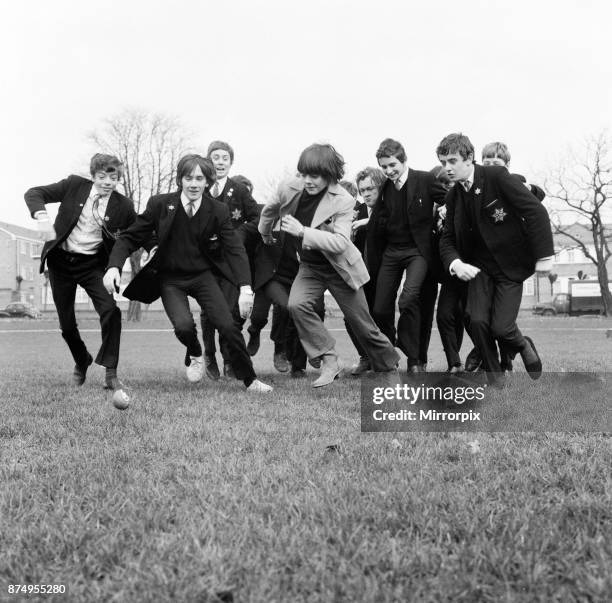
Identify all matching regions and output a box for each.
[63,185,110,254]
[181,191,203,215]
[394,167,410,190]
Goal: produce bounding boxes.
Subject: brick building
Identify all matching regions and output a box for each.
[0,222,46,308]
[521,223,612,307]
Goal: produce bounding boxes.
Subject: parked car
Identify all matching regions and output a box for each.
[0,302,42,319]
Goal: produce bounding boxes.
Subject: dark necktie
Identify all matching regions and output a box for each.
[186,200,196,218]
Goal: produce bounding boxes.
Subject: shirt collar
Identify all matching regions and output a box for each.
[395,167,409,189]
[215,176,228,192]
[181,190,202,207]
[462,165,475,189]
[91,184,111,202]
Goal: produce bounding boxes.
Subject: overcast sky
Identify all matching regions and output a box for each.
[2,0,610,227]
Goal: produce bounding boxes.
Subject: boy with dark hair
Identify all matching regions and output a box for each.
[103,154,271,393]
[463,141,546,372]
[259,143,399,387]
[367,138,447,373]
[201,141,261,380]
[24,154,135,404]
[437,133,553,384]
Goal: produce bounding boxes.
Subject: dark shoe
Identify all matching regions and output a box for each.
[73,353,93,386]
[313,352,341,387]
[273,351,290,373]
[448,363,464,374]
[520,336,542,380]
[309,356,321,369]
[223,362,235,379]
[204,355,220,381]
[291,368,306,378]
[407,362,422,374]
[350,357,371,376]
[246,330,261,356]
[104,374,125,391]
[464,347,483,372]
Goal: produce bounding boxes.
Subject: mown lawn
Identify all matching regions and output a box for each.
[1,315,611,602]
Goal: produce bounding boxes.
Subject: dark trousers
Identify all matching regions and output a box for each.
[373,245,428,365]
[250,285,325,359]
[436,275,468,369]
[464,268,525,375]
[249,294,285,352]
[47,249,121,368]
[200,276,241,362]
[418,272,439,365]
[288,263,399,372]
[257,280,309,370]
[160,271,256,383]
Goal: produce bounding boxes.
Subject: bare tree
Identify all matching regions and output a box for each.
[90,109,194,320]
[545,132,612,315]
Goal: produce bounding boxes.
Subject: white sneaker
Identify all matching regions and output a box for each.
[186,355,204,382]
[246,379,273,393]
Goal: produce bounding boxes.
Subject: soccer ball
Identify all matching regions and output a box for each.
[112,389,130,410]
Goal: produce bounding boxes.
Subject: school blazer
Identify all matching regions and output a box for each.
[365,169,447,281]
[258,178,369,291]
[24,175,136,273]
[107,192,251,303]
[207,177,261,242]
[439,165,554,283]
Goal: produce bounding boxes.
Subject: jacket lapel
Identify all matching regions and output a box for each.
[405,168,417,211]
[104,191,120,220]
[311,183,344,227]
[198,195,212,229]
[274,180,303,229]
[473,164,485,215]
[157,192,182,246]
[72,180,93,223]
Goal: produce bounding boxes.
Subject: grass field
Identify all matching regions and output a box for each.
[1,314,611,602]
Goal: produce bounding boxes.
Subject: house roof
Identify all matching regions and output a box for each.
[553,223,612,250]
[0,221,40,240]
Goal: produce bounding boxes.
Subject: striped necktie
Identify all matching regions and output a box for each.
[211,182,220,198]
[186,200,196,218]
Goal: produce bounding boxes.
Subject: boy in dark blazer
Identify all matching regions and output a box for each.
[367,138,447,373]
[437,133,553,384]
[201,141,261,380]
[103,154,272,393]
[463,141,547,373]
[24,154,135,399]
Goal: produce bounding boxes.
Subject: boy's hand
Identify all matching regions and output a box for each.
[238,285,254,319]
[35,214,56,241]
[261,234,277,245]
[280,215,305,238]
[351,218,369,231]
[103,268,121,295]
[450,259,481,281]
